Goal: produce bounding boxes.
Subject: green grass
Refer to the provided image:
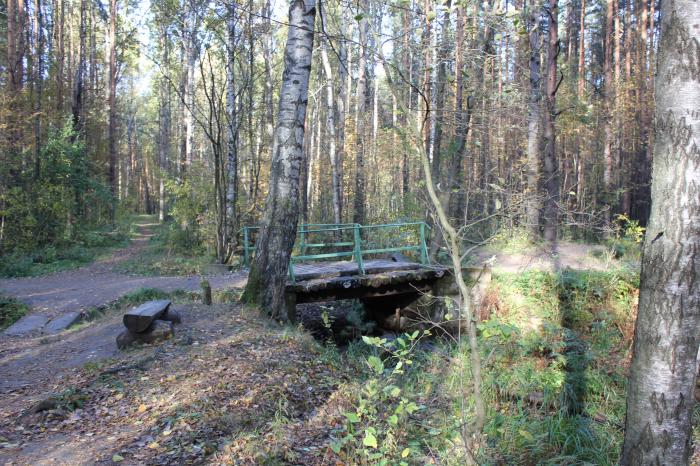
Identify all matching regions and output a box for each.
[116,221,212,276]
[0,294,29,330]
[0,221,132,278]
[81,287,200,322]
[331,269,640,465]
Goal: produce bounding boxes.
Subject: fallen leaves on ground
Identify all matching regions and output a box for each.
[0,303,357,465]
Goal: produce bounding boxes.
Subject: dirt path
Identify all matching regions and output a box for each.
[0,303,349,465]
[0,220,246,320]
[466,240,632,273]
[0,218,248,419]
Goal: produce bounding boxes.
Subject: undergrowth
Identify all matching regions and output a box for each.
[116,221,212,276]
[331,268,640,465]
[0,218,132,278]
[0,294,30,329]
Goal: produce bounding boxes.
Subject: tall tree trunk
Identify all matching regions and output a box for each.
[55,0,65,112]
[33,0,44,179]
[542,0,559,242]
[336,18,347,221]
[108,0,118,221]
[72,0,86,136]
[226,1,239,258]
[620,0,700,461]
[320,37,341,226]
[577,0,586,98]
[158,22,171,223]
[526,0,543,238]
[602,0,615,229]
[242,0,316,320]
[353,0,368,224]
[431,0,451,187]
[401,8,411,197]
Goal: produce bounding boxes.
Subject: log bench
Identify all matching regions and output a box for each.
[117,300,181,349]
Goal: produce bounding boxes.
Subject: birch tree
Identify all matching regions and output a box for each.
[242,0,316,320]
[526,0,542,237]
[620,0,700,462]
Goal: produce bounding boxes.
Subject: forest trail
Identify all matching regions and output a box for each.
[468,241,627,273]
[0,218,246,321]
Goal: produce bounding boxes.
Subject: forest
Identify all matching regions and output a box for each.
[0,0,698,463]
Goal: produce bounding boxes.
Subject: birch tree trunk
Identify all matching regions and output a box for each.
[242,0,316,320]
[620,0,700,462]
[157,22,171,223]
[336,20,348,221]
[320,37,341,226]
[541,0,559,242]
[526,0,543,237]
[353,0,369,224]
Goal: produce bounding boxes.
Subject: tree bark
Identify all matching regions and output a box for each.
[320,37,342,226]
[620,0,700,462]
[577,0,586,98]
[157,22,171,223]
[353,0,369,224]
[226,1,239,257]
[602,0,615,230]
[71,0,87,135]
[526,0,543,238]
[108,0,118,221]
[542,0,559,242]
[242,0,316,320]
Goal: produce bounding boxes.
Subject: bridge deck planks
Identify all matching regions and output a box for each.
[290,259,421,282]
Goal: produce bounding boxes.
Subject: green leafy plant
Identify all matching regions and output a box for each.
[330,331,427,465]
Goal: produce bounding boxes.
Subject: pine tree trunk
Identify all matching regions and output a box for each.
[71,0,86,135]
[620,0,700,462]
[577,0,586,98]
[242,0,316,321]
[226,2,239,256]
[108,0,118,221]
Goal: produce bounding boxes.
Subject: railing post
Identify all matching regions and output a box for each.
[354,224,365,274]
[288,259,296,282]
[300,227,306,257]
[420,222,429,265]
[243,227,250,267]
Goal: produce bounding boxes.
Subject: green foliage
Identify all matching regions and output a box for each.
[54,388,89,412]
[0,224,130,277]
[116,221,210,276]
[0,123,114,256]
[331,331,431,464]
[332,270,638,464]
[0,295,29,330]
[112,287,195,308]
[600,214,645,262]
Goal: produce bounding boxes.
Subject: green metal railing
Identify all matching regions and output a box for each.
[240,221,430,282]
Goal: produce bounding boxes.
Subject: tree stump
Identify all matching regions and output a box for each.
[201,280,212,305]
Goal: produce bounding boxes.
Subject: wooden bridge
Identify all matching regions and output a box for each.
[241,222,453,321]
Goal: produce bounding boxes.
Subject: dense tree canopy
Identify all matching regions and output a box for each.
[0,0,658,257]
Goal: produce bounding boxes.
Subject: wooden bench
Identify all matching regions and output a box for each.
[123,300,171,333]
